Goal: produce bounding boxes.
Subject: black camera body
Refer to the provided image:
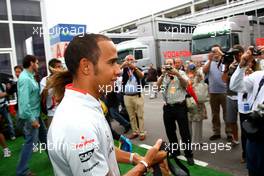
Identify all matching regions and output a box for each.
[242,104,264,141]
[250,104,264,122]
[163,65,173,72]
[0,73,17,95]
[221,48,240,65]
[249,47,263,56]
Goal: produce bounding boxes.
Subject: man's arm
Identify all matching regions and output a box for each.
[0,92,7,98]
[203,53,213,74]
[176,71,188,88]
[169,70,188,88]
[222,67,229,83]
[230,52,254,93]
[123,139,165,176]
[156,75,165,92]
[115,147,142,164]
[18,79,35,121]
[134,67,144,79]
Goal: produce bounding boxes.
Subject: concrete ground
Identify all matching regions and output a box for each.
[112,94,248,176]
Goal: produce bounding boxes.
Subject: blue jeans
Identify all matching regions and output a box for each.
[109,107,130,128]
[0,105,15,138]
[16,117,47,176]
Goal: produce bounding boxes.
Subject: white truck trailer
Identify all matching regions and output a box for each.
[116,17,197,72]
[191,15,264,62]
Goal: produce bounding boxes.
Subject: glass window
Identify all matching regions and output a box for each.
[11,0,41,21]
[0,0,8,20]
[117,50,133,63]
[0,23,11,48]
[134,50,143,60]
[0,53,12,75]
[13,24,47,78]
[192,35,230,55]
[231,33,239,46]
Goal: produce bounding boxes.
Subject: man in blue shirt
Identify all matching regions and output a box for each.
[16,55,47,176]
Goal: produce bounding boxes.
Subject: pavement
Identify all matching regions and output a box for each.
[111,93,248,176]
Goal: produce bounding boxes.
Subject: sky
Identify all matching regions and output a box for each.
[45,0,190,33]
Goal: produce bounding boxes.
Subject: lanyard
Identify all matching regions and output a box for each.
[251,75,264,110]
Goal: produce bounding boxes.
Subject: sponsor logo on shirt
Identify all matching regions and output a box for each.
[79,148,94,163]
[83,161,99,173]
[75,136,95,149]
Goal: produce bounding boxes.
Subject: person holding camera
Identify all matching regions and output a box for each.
[0,81,16,140]
[222,45,245,146]
[203,45,232,141]
[157,57,194,165]
[230,48,264,176]
[121,55,146,140]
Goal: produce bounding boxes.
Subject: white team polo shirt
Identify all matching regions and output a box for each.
[47,85,120,176]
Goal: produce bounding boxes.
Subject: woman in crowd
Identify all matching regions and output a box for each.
[186,63,207,144]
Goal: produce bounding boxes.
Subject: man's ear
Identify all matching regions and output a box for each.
[79,58,93,75]
[30,61,34,67]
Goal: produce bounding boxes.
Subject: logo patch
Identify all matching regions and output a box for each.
[79,148,94,163]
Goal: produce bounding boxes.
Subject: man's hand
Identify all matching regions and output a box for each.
[229,60,238,70]
[0,92,8,98]
[208,52,214,61]
[142,139,164,167]
[128,62,137,70]
[31,120,40,128]
[168,68,181,78]
[239,49,253,68]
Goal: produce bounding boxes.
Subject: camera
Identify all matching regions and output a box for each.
[250,104,264,122]
[221,48,240,65]
[242,104,264,141]
[249,47,263,56]
[163,65,173,72]
[0,73,17,95]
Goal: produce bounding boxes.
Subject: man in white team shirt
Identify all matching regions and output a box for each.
[47,34,165,176]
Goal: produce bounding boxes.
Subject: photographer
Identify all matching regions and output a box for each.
[156,57,194,165]
[121,55,146,140]
[203,45,232,141]
[222,45,244,146]
[230,48,264,176]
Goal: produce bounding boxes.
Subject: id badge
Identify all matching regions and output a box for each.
[169,86,176,94]
[243,103,250,112]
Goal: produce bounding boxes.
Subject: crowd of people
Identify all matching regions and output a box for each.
[0,33,263,176]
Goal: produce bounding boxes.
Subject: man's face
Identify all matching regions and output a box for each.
[211,47,222,61]
[92,40,120,94]
[125,55,136,67]
[15,68,22,78]
[174,58,182,69]
[54,62,63,70]
[165,58,174,66]
[31,60,39,73]
[235,52,243,62]
[50,62,63,73]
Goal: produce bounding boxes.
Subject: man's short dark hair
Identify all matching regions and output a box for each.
[64,33,111,76]
[233,44,244,53]
[211,44,222,50]
[22,55,37,69]
[14,65,23,71]
[48,58,62,68]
